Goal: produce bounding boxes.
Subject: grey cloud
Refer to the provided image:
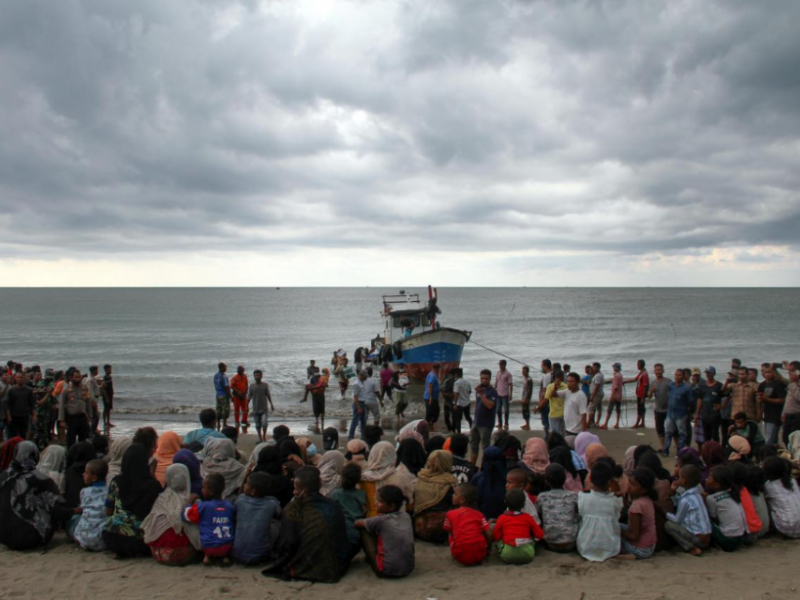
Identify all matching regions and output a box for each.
[0,0,798,266]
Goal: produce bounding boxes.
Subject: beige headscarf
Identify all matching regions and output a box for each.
[414,450,456,514]
[319,451,345,497]
[201,438,246,501]
[106,436,133,481]
[142,464,201,549]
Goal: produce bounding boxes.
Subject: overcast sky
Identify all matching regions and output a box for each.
[1,0,798,286]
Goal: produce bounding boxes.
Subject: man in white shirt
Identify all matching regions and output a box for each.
[453,368,473,434]
[556,373,588,436]
[588,362,605,428]
[350,370,381,439]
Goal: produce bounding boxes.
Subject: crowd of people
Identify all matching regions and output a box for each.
[1,356,799,584]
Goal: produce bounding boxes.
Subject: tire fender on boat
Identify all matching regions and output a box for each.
[392,341,403,360]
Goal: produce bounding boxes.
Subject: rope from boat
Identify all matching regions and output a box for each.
[467,340,534,368]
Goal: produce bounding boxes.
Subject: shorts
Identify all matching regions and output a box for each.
[253,410,268,430]
[469,426,493,457]
[621,538,654,559]
[590,395,604,416]
[216,396,231,422]
[549,416,565,437]
[103,395,114,411]
[496,541,534,565]
[655,411,667,437]
[203,543,232,558]
[451,543,487,566]
[365,402,381,421]
[311,393,326,418]
[233,397,249,423]
[606,400,621,415]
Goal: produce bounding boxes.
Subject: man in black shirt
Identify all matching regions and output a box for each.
[102,364,115,428]
[6,374,34,439]
[695,366,723,443]
[449,433,477,484]
[758,364,786,446]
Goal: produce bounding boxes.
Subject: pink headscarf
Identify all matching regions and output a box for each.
[521,438,550,475]
[574,432,600,464]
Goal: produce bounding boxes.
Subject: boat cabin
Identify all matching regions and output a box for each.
[381,291,434,345]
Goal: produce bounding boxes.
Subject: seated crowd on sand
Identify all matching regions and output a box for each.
[0,358,799,583]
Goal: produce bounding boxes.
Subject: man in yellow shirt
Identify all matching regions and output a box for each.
[535,370,568,436]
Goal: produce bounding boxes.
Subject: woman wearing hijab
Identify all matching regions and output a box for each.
[106,436,132,481]
[64,441,97,509]
[413,450,457,542]
[201,437,246,502]
[153,431,182,486]
[549,446,584,493]
[142,463,202,566]
[253,445,292,507]
[396,438,427,477]
[397,427,424,447]
[361,441,414,517]
[473,446,508,519]
[726,435,752,462]
[172,449,204,498]
[574,432,601,466]
[637,450,675,551]
[36,445,67,494]
[318,451,345,497]
[345,439,368,466]
[103,443,163,557]
[492,430,522,469]
[519,438,550,475]
[0,437,24,471]
[0,442,59,550]
[278,437,305,466]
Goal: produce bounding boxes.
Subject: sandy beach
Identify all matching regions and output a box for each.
[2,426,799,600]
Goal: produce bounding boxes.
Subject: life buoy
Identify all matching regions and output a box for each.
[393,341,403,360]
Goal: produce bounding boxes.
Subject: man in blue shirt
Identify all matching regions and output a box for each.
[663,369,693,456]
[424,363,441,431]
[469,369,499,463]
[214,362,231,430]
[184,408,226,447]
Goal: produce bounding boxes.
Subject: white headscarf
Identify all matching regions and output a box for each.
[36,445,67,494]
[142,464,201,549]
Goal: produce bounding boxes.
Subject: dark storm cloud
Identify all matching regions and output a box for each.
[0,0,798,263]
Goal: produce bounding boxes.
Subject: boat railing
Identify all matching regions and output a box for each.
[382,293,421,305]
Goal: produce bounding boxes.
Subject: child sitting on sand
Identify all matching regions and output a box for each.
[73,459,109,551]
[355,485,415,578]
[665,465,712,556]
[232,472,281,565]
[705,465,748,551]
[505,468,541,523]
[618,467,657,559]
[183,473,235,566]
[535,463,578,553]
[444,483,491,566]
[577,461,623,562]
[763,457,800,539]
[332,463,367,559]
[492,489,544,564]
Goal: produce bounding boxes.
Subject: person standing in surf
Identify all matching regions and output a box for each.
[214,363,231,431]
[495,360,513,431]
[625,359,649,429]
[520,366,534,431]
[424,363,441,431]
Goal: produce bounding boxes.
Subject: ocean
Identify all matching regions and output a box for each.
[2,287,797,434]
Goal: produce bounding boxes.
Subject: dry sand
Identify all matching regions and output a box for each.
[2,427,799,600]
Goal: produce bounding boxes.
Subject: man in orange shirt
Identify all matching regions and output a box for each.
[230,365,249,434]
